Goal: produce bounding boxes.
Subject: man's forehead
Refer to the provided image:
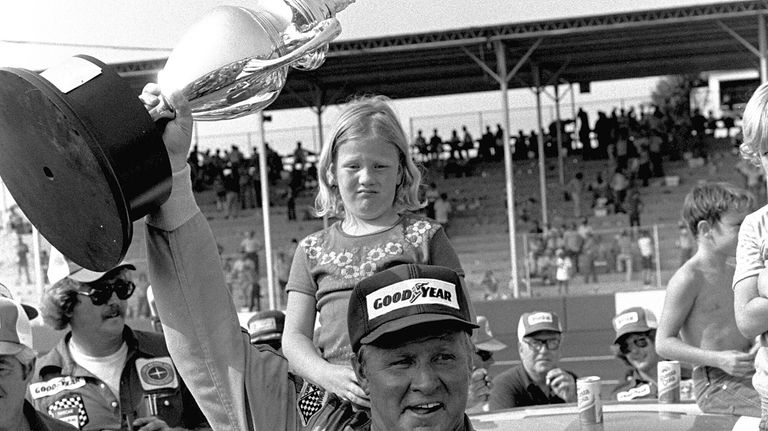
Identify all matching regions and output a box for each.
[374,329,465,352]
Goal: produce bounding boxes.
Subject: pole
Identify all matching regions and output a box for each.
[532,64,549,228]
[32,227,43,295]
[494,40,520,298]
[653,224,662,288]
[555,84,565,186]
[569,82,577,152]
[760,13,767,84]
[258,114,276,310]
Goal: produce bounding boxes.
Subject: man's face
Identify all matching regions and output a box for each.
[69,270,131,339]
[0,354,31,428]
[355,330,472,431]
[519,331,562,380]
[620,333,659,374]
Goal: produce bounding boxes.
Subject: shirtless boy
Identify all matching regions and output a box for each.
[656,182,759,417]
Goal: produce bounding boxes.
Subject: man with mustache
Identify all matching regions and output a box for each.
[30,249,210,431]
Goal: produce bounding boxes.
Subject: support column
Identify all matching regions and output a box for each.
[258,113,276,310]
[760,13,767,84]
[494,41,520,298]
[532,64,549,228]
[555,84,564,186]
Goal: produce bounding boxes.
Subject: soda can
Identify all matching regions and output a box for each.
[658,360,681,403]
[577,376,603,424]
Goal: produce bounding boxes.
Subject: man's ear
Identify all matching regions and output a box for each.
[351,354,370,394]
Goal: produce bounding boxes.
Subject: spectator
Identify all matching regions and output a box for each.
[425,182,440,219]
[434,192,452,233]
[467,316,508,413]
[223,167,240,219]
[626,187,643,228]
[412,129,428,161]
[659,182,759,418]
[637,230,654,285]
[489,311,576,410]
[615,229,633,280]
[610,168,629,214]
[675,221,694,267]
[461,125,474,159]
[481,270,501,300]
[292,141,308,172]
[567,172,584,218]
[15,236,31,285]
[240,230,261,275]
[429,128,443,162]
[610,307,663,400]
[0,295,73,431]
[580,232,599,284]
[448,129,462,160]
[554,248,573,295]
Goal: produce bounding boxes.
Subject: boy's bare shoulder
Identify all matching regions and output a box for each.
[665,258,706,296]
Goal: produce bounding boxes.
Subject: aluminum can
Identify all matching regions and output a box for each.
[577,376,603,424]
[658,360,681,403]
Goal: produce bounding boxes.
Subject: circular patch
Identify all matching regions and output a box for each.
[140,361,174,387]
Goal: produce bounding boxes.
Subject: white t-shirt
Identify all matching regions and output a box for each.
[637,237,653,257]
[434,199,451,224]
[68,340,128,399]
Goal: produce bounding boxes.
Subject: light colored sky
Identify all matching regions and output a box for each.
[0,0,736,155]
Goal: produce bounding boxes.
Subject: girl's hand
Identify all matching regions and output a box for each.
[320,364,370,408]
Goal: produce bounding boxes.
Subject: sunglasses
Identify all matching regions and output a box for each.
[76,279,135,306]
[524,337,561,351]
[476,349,494,362]
[619,335,650,354]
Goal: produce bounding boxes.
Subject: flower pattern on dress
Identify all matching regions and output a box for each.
[301,217,438,284]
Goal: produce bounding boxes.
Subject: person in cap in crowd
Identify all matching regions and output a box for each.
[466,316,507,413]
[138,84,479,430]
[247,310,285,351]
[31,249,210,431]
[488,311,577,410]
[610,307,663,401]
[0,290,74,430]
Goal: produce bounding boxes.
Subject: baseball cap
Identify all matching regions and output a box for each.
[0,297,34,355]
[0,283,38,320]
[517,311,562,340]
[472,316,507,352]
[612,307,658,344]
[47,246,135,285]
[247,310,285,344]
[347,264,478,353]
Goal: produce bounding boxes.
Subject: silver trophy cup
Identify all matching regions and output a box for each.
[0,0,353,270]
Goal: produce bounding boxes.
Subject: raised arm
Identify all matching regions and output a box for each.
[141,85,249,431]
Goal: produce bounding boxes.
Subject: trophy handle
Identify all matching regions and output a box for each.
[245,17,340,74]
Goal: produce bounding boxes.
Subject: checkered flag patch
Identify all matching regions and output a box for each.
[48,393,89,429]
[297,381,326,426]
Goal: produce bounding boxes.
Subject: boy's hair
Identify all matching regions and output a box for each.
[682,182,754,238]
[741,82,768,165]
[39,277,81,330]
[314,95,423,218]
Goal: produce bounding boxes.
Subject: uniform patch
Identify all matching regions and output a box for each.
[136,357,179,391]
[29,376,86,400]
[48,393,89,429]
[297,381,327,426]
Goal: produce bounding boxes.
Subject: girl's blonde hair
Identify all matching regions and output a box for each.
[314,95,423,217]
[741,82,768,165]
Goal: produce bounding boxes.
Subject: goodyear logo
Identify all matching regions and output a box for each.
[614,311,639,329]
[527,312,554,326]
[366,278,459,320]
[29,376,86,400]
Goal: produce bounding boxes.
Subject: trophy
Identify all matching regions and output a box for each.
[0,0,353,271]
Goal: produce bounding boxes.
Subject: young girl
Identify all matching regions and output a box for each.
[282,96,472,407]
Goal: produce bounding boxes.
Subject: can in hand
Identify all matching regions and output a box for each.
[577,376,603,424]
[658,360,681,403]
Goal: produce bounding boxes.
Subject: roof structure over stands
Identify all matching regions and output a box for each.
[113,0,768,110]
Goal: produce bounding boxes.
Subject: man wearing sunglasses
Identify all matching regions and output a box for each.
[488,311,577,410]
[30,248,210,431]
[610,307,663,401]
